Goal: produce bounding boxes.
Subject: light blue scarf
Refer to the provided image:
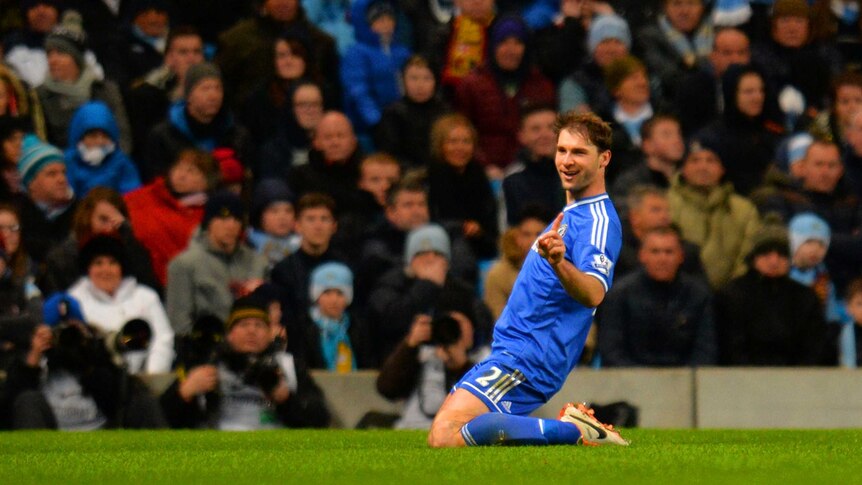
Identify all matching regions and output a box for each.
[310,306,355,371]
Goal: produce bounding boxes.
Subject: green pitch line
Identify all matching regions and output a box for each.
[2,429,862,484]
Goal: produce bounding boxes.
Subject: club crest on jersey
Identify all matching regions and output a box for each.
[592,253,612,276]
[557,224,568,237]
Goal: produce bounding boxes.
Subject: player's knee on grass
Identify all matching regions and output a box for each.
[428,419,466,448]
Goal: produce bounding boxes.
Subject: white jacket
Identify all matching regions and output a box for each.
[68,276,175,373]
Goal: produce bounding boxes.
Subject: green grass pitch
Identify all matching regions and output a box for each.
[3,429,862,484]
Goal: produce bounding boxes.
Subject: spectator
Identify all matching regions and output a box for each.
[269,192,346,335]
[144,62,253,182]
[247,179,300,271]
[126,26,205,166]
[429,0,495,94]
[454,15,556,173]
[0,203,40,308]
[341,0,411,145]
[331,153,401,263]
[36,11,131,152]
[503,103,565,226]
[217,0,340,109]
[302,0,356,54]
[601,55,655,184]
[16,135,77,264]
[374,55,451,169]
[367,224,493,365]
[240,34,331,149]
[2,297,166,430]
[68,235,174,373]
[482,207,550,320]
[616,185,705,280]
[751,0,836,117]
[599,226,716,367]
[756,138,862,294]
[376,311,489,429]
[159,296,330,430]
[714,215,827,366]
[808,71,862,147]
[166,191,268,336]
[0,63,45,140]
[124,148,216,287]
[0,228,40,318]
[676,27,752,136]
[669,139,761,289]
[288,111,363,210]
[636,0,714,104]
[4,0,105,88]
[558,13,631,114]
[257,80,326,179]
[63,101,141,197]
[0,116,27,200]
[611,114,685,204]
[121,0,171,87]
[531,0,591,84]
[301,262,373,371]
[427,114,499,260]
[695,64,784,196]
[65,0,138,84]
[42,187,159,295]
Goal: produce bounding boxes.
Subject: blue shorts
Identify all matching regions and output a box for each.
[454,358,547,416]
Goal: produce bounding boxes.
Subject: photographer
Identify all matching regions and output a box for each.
[0,296,166,430]
[160,297,330,430]
[377,311,489,430]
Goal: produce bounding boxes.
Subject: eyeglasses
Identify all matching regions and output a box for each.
[0,224,20,233]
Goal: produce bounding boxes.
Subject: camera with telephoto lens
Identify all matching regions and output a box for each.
[223,349,282,394]
[430,315,462,347]
[104,319,153,373]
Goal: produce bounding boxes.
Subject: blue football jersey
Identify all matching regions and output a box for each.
[490,193,622,397]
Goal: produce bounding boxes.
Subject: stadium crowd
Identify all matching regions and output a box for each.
[1,0,862,430]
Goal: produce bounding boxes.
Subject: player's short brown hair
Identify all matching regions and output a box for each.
[554,111,613,153]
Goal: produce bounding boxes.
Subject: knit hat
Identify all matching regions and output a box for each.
[18,134,64,190]
[405,223,451,262]
[772,0,810,18]
[604,55,646,93]
[251,178,295,228]
[309,262,354,305]
[45,10,87,69]
[42,292,85,327]
[128,0,170,19]
[747,213,790,263]
[78,234,127,275]
[184,62,222,98]
[489,15,529,51]
[202,190,245,229]
[588,14,631,54]
[212,147,243,185]
[786,132,813,167]
[366,0,396,23]
[225,295,269,330]
[686,134,724,163]
[788,212,831,256]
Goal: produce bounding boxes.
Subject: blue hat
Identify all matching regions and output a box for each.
[310,262,354,305]
[251,178,295,228]
[789,212,831,256]
[43,292,85,326]
[404,223,450,262]
[18,134,64,190]
[489,15,529,51]
[588,14,631,54]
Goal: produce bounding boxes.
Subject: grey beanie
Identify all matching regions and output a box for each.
[45,10,87,69]
[405,224,451,262]
[184,62,222,98]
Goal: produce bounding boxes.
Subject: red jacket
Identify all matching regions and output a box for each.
[455,65,555,168]
[124,178,204,286]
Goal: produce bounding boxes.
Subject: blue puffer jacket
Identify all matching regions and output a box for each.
[64,101,141,196]
[340,0,411,133]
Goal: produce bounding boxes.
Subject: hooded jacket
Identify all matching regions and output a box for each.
[64,101,141,196]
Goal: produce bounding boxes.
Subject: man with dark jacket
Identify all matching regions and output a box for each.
[599,226,716,367]
[160,296,329,430]
[714,218,827,366]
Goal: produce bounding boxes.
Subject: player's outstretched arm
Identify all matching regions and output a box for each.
[537,213,606,308]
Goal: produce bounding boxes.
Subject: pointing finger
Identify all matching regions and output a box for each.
[551,212,564,233]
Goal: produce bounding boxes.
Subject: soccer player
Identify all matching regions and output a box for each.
[427,111,628,447]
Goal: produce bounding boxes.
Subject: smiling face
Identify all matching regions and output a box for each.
[554,129,610,200]
[88,255,123,295]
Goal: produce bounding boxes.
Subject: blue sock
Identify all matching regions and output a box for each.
[460,413,582,446]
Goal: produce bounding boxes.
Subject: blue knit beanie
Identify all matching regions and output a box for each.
[43,292,85,327]
[489,15,529,51]
[310,262,354,305]
[588,14,631,54]
[18,134,64,190]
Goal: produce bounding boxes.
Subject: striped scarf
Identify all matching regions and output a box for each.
[657,15,714,68]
